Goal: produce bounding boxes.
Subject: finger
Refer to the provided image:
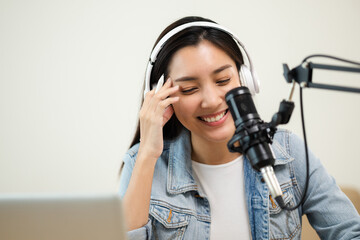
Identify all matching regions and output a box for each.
[140,89,156,118]
[143,89,155,105]
[155,96,179,116]
[163,105,174,126]
[154,78,174,95]
[141,92,177,119]
[154,84,179,101]
[154,75,165,94]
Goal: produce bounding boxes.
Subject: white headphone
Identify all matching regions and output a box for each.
[143,21,260,97]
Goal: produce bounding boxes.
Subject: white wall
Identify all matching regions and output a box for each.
[0,0,359,193]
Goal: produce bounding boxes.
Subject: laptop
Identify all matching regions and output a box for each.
[0,193,128,240]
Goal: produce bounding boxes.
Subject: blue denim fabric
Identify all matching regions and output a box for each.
[119,129,360,240]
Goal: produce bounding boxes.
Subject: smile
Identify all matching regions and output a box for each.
[198,109,228,123]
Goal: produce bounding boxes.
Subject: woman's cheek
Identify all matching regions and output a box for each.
[173,96,196,115]
[171,99,184,115]
[222,86,235,96]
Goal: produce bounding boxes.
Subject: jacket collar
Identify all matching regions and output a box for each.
[272,136,295,166]
[165,129,294,195]
[166,129,198,194]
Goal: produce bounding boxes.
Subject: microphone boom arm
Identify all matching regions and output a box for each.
[283,62,360,94]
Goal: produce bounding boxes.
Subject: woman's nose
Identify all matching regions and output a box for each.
[200,85,222,109]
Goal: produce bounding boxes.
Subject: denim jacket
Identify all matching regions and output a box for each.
[119,129,360,240]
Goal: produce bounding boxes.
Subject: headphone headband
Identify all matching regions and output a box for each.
[144,21,259,96]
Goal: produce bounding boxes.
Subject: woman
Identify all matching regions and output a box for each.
[119,16,360,240]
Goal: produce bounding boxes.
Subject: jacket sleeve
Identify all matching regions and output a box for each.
[287,131,360,239]
[118,150,136,198]
[126,220,152,240]
[118,146,153,240]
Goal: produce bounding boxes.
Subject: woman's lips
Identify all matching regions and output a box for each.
[198,109,229,125]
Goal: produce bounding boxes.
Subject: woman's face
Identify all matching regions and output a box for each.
[168,40,241,145]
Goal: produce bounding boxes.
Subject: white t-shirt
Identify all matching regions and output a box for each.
[192,156,252,240]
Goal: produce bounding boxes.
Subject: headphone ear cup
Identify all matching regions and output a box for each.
[239,65,255,94]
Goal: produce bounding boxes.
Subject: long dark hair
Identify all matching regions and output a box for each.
[130,16,244,148]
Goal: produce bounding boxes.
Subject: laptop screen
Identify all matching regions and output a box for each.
[0,194,128,240]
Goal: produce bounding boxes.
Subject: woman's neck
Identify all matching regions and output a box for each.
[190,135,241,165]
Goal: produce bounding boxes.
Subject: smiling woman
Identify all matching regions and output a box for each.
[169,41,241,158]
[118,16,360,240]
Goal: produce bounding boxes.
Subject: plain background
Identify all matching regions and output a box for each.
[0,0,359,194]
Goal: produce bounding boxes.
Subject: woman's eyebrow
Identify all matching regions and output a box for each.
[174,76,198,82]
[213,64,233,74]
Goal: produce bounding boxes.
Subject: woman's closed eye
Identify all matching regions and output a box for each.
[180,78,231,94]
[181,87,198,95]
[216,78,231,85]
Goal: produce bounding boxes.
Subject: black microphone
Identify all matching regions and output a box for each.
[225,86,284,206]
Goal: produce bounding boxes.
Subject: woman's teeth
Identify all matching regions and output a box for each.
[200,110,227,123]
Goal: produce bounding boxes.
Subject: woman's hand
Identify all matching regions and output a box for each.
[138,78,179,160]
[123,79,179,231]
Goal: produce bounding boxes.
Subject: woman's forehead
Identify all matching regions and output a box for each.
[168,41,236,75]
